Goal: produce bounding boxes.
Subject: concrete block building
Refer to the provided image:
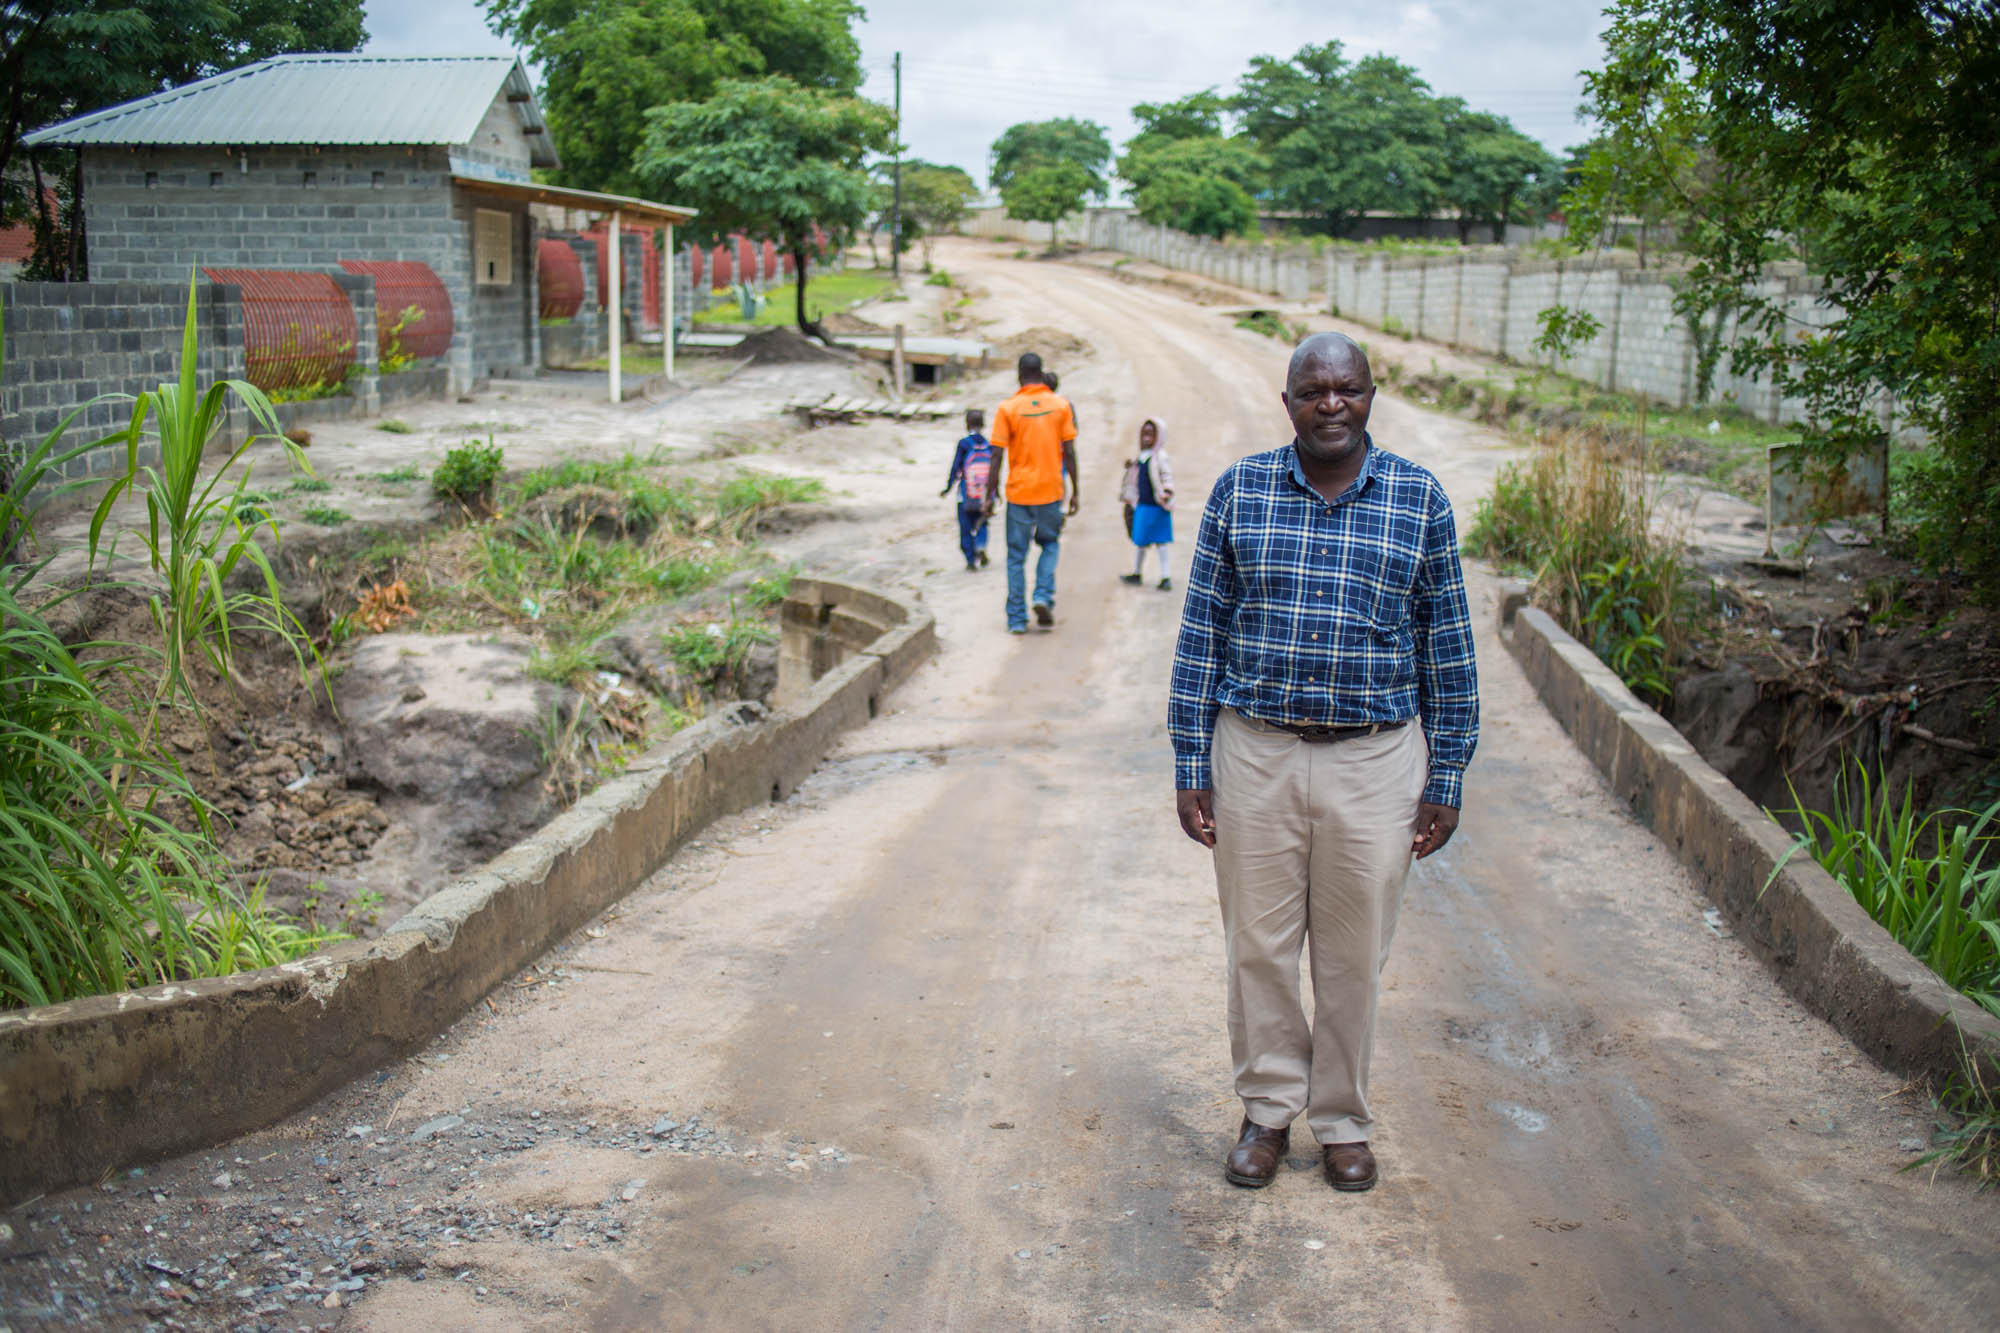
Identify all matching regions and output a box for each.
[23,53,692,393]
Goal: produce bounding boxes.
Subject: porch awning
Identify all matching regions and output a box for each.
[450,175,695,228]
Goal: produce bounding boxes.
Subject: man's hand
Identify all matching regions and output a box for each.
[1177,789,1216,848]
[1412,802,1459,859]
[939,486,952,498]
[1067,489,1081,517]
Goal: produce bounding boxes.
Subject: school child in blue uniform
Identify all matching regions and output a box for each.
[941,408,993,571]
[1119,417,1175,589]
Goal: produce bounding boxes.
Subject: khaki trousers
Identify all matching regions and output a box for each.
[1210,708,1427,1145]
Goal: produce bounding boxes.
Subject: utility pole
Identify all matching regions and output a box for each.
[891,51,902,279]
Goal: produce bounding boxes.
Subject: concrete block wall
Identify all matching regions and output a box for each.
[1,280,243,489]
[81,144,485,392]
[1088,210,1843,427]
[1420,260,1460,342]
[453,188,531,381]
[1384,263,1424,334]
[1458,262,1512,354]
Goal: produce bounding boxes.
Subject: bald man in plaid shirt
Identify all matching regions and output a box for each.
[1170,332,1479,1194]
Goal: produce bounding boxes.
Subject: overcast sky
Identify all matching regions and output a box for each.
[363,1,1612,185]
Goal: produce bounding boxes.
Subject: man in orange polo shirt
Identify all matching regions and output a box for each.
[983,351,1079,633]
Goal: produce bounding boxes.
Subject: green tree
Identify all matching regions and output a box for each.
[1122,136,1266,238]
[898,161,978,270]
[638,75,892,339]
[988,118,1112,199]
[999,161,1091,249]
[1129,89,1228,143]
[1234,43,1450,234]
[3,0,367,278]
[1566,0,2000,601]
[484,0,862,197]
[1438,106,1558,245]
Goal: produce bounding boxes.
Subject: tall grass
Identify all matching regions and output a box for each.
[0,577,328,1005]
[1772,767,2000,1020]
[0,284,331,1008]
[1770,768,2000,1185]
[1464,430,1689,702]
[90,273,314,726]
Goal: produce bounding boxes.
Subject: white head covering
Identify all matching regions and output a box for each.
[1139,417,1165,452]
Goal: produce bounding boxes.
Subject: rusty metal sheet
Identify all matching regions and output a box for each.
[1767,439,1888,531]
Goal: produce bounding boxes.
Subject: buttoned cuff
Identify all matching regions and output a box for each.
[1176,755,1212,792]
[1422,767,1463,810]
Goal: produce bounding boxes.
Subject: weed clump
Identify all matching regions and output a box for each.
[432,438,504,508]
[1464,430,1690,704]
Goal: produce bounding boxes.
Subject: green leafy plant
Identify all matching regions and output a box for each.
[925,269,953,287]
[1911,1049,2000,1189]
[289,478,331,494]
[374,463,420,483]
[1769,769,2000,1021]
[747,567,796,608]
[0,307,331,1007]
[1579,557,1674,702]
[377,305,425,374]
[1465,429,1691,696]
[1234,310,1292,340]
[375,419,413,435]
[432,437,504,508]
[664,617,774,684]
[89,272,316,727]
[301,505,350,527]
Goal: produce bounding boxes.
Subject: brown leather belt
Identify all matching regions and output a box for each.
[1268,718,1410,744]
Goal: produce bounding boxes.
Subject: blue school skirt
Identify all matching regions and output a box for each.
[1131,503,1173,546]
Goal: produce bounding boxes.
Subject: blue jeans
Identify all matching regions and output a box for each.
[956,501,989,567]
[1004,501,1064,629]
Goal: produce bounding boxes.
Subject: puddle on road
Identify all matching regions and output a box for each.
[1489,1101,1551,1133]
[1442,1016,1576,1077]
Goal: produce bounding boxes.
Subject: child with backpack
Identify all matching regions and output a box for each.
[941,408,993,571]
[1119,417,1175,589]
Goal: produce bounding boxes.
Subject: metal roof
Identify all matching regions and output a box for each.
[22,54,558,169]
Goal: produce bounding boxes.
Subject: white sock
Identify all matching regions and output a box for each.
[1133,546,1147,574]
[1156,547,1173,580]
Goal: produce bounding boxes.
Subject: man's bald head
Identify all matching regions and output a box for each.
[1287,332,1371,392]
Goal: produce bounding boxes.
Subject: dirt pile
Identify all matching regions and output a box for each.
[995,325,1094,363]
[734,327,853,365]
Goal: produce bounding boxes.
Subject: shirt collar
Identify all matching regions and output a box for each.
[1286,434,1376,503]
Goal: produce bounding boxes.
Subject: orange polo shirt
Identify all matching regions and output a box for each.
[990,382,1077,506]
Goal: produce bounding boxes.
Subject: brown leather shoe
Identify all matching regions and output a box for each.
[1323,1141,1377,1192]
[1224,1118,1289,1188]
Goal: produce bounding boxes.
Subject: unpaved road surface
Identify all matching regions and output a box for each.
[5,237,1995,1332]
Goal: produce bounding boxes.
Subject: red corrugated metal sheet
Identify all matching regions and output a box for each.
[338,259,453,359]
[760,240,777,282]
[203,267,356,392]
[710,243,731,288]
[535,238,584,320]
[639,237,661,331]
[733,235,755,283]
[689,243,703,290]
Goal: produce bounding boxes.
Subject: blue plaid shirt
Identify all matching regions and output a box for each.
[1169,438,1479,807]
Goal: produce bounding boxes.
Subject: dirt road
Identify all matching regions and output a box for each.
[9,238,1995,1331]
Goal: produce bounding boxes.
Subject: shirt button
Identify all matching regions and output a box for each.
[1310,633,1319,640]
